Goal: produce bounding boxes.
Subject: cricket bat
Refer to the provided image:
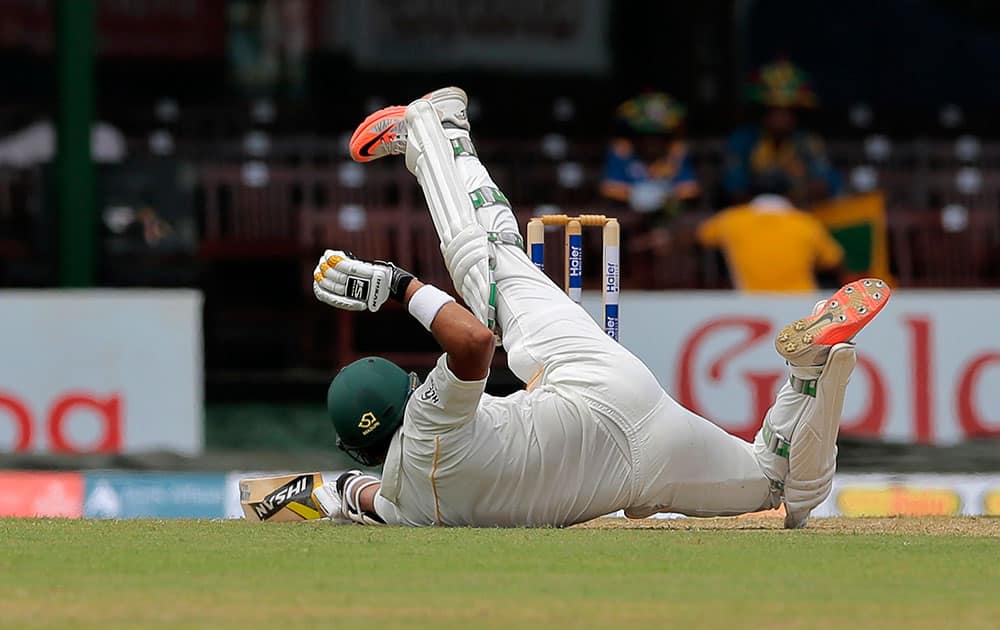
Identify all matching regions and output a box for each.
[240,472,326,522]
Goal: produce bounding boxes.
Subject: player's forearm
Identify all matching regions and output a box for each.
[403,278,425,302]
[359,482,380,513]
[405,279,494,380]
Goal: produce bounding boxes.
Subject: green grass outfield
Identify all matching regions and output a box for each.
[1,517,998,628]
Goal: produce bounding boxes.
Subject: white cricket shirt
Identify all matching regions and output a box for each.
[374,354,634,526]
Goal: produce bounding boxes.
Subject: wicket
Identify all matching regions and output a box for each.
[526,214,620,341]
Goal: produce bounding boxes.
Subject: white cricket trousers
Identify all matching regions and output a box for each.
[452,144,781,518]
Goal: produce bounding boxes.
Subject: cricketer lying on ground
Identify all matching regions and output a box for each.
[307,87,892,529]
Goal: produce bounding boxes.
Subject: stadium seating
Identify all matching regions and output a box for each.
[888,207,1000,287]
[4,121,1000,373]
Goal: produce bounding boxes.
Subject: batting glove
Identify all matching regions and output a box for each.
[335,470,385,526]
[312,249,415,312]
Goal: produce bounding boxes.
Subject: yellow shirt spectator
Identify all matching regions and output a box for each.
[697,195,844,292]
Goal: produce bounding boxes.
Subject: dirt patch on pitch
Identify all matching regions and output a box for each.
[575,516,1000,536]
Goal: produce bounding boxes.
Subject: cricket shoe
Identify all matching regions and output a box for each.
[349,105,408,163]
[775,278,891,367]
[349,87,469,163]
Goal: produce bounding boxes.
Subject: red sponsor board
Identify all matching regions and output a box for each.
[0,291,202,455]
[583,291,1000,445]
[0,471,83,517]
[0,391,122,454]
[671,312,999,443]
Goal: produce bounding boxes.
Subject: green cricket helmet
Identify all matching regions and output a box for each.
[327,356,419,466]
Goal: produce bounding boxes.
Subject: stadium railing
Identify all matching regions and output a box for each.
[888,207,1000,287]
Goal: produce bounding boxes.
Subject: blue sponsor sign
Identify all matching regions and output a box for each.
[530,243,545,270]
[568,234,583,289]
[84,472,227,519]
[604,303,619,341]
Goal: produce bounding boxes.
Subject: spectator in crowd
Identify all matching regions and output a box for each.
[600,92,700,253]
[723,59,841,207]
[696,172,846,292]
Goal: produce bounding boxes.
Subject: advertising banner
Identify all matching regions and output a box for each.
[583,290,1000,445]
[818,474,970,518]
[0,471,83,517]
[83,472,227,519]
[325,0,610,73]
[605,473,1000,520]
[0,290,203,455]
[792,473,1000,518]
[4,469,995,520]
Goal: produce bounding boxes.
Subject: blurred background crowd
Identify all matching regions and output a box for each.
[2,0,1000,470]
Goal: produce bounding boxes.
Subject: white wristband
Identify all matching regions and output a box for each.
[407,285,455,330]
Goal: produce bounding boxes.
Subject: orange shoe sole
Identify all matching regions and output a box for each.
[349,105,407,163]
[776,278,891,362]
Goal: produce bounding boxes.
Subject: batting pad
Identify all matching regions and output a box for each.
[405,99,475,245]
[240,472,325,522]
[753,343,856,528]
[442,223,493,325]
[404,99,494,326]
[783,344,856,528]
